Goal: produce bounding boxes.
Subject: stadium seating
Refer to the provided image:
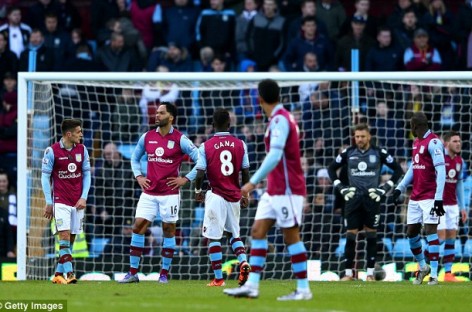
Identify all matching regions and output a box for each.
[392,238,414,258]
[462,240,472,257]
[89,237,110,257]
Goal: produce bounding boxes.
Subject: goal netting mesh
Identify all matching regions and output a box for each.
[18,73,472,281]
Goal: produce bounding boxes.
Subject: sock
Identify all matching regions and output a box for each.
[209,242,223,280]
[344,232,356,273]
[345,269,353,277]
[247,239,268,287]
[366,232,377,270]
[443,238,455,273]
[59,240,73,274]
[161,236,176,276]
[55,258,64,276]
[408,235,426,269]
[230,236,247,264]
[426,233,440,278]
[367,267,374,276]
[288,241,309,292]
[130,233,145,275]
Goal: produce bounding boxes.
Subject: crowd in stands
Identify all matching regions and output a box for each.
[1,0,472,263]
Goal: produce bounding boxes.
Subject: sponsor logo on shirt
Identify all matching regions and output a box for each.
[58,170,82,179]
[68,163,77,173]
[148,156,173,163]
[155,147,164,156]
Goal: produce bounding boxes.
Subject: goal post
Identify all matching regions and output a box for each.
[17,71,472,281]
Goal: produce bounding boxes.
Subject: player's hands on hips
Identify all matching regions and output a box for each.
[368,188,386,202]
[43,204,53,220]
[433,200,445,216]
[241,182,256,198]
[339,186,356,201]
[74,198,86,210]
[167,176,189,190]
[136,175,151,190]
[195,191,205,203]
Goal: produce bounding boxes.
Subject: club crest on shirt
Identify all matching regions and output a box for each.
[419,145,425,154]
[167,140,175,149]
[456,163,461,172]
[369,155,376,163]
[68,163,77,173]
[75,154,82,162]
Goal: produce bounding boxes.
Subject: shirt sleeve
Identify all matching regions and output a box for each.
[80,147,91,200]
[180,134,199,181]
[241,141,250,169]
[195,143,207,171]
[397,163,413,193]
[428,139,446,200]
[41,147,55,205]
[131,133,146,178]
[249,116,289,184]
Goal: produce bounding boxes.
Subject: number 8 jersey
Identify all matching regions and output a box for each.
[196,132,249,202]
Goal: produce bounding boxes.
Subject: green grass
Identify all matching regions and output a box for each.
[0,280,469,312]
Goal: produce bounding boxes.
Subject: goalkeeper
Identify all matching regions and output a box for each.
[328,123,402,281]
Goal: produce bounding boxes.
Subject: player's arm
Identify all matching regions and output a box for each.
[131,133,151,190]
[429,139,446,216]
[370,149,404,202]
[392,163,413,204]
[41,147,54,219]
[167,135,199,189]
[75,147,92,209]
[240,141,250,208]
[194,144,207,203]
[328,149,356,201]
[457,167,467,223]
[245,115,289,193]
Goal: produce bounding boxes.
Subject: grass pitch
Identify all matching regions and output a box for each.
[0,280,469,312]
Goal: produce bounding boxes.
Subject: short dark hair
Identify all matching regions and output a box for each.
[61,119,82,134]
[302,15,316,25]
[443,130,460,142]
[410,112,429,128]
[258,79,280,104]
[159,102,177,118]
[213,109,230,129]
[354,123,370,133]
[7,6,20,16]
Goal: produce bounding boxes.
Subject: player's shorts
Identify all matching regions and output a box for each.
[53,203,84,235]
[135,193,180,223]
[407,199,440,225]
[202,190,241,240]
[437,204,460,231]
[254,192,304,228]
[343,193,380,230]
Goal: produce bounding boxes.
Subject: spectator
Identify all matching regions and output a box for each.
[163,0,199,55]
[335,16,375,72]
[196,0,236,62]
[196,46,214,72]
[95,32,142,72]
[0,90,17,156]
[246,0,285,71]
[0,169,16,249]
[404,28,441,71]
[455,0,472,70]
[234,59,261,124]
[64,43,103,72]
[0,6,31,58]
[369,101,405,158]
[43,12,73,71]
[130,0,158,51]
[420,0,455,70]
[0,32,18,80]
[56,0,82,32]
[287,0,328,41]
[365,26,403,72]
[302,51,322,72]
[70,28,93,56]
[235,0,258,61]
[27,0,59,30]
[93,143,137,237]
[387,0,414,30]
[19,29,54,72]
[393,8,420,51]
[112,89,141,144]
[146,41,193,72]
[282,16,333,72]
[339,0,378,39]
[0,207,15,257]
[315,0,346,41]
[91,0,120,38]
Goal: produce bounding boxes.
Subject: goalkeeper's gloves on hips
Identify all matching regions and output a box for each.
[433,200,445,217]
[334,179,356,201]
[368,181,394,202]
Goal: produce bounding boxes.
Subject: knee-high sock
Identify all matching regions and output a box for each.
[443,238,456,273]
[247,239,268,287]
[408,235,426,269]
[59,240,73,274]
[209,242,223,279]
[366,231,377,270]
[344,232,356,273]
[130,233,145,275]
[230,236,247,263]
[161,237,176,275]
[427,233,440,278]
[288,241,309,291]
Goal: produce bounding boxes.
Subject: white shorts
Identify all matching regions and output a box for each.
[437,204,460,231]
[407,199,440,225]
[53,203,84,235]
[255,192,304,228]
[136,193,180,223]
[202,190,241,240]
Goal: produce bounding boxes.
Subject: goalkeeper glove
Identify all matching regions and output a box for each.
[334,179,356,201]
[368,181,394,202]
[391,189,403,205]
[433,200,445,217]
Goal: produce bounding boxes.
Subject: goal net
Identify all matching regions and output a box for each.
[17,72,472,282]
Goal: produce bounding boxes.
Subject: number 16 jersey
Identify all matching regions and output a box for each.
[196,132,250,202]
